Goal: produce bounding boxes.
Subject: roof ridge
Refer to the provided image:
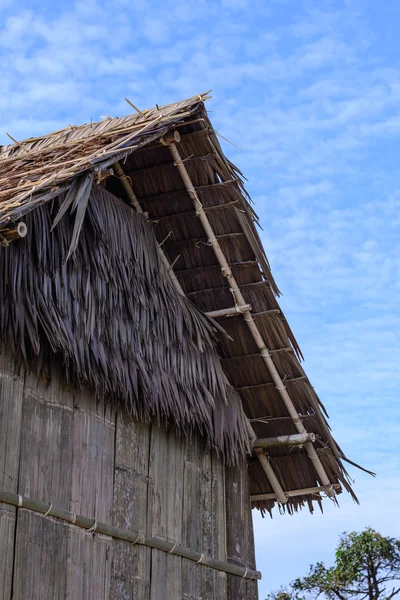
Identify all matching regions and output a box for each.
[0,91,211,157]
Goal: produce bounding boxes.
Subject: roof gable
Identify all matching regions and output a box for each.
[0,93,366,514]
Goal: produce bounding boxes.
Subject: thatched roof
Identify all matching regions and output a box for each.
[0,92,362,514]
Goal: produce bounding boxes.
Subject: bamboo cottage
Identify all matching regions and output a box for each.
[0,93,359,599]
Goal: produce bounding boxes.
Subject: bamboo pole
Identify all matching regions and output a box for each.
[166,140,335,497]
[125,98,145,115]
[253,432,316,448]
[250,484,341,502]
[205,304,251,318]
[0,490,261,580]
[113,161,185,296]
[247,422,287,504]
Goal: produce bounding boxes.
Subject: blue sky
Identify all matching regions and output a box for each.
[1,0,399,596]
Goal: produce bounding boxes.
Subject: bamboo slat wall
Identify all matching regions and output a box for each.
[0,350,258,600]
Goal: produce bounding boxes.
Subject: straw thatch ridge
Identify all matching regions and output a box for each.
[0,183,249,462]
[0,93,211,226]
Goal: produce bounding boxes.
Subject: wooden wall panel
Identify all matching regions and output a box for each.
[0,355,24,600]
[226,456,259,600]
[149,424,168,600]
[110,413,151,599]
[66,388,116,600]
[65,528,113,600]
[212,450,228,598]
[12,510,68,600]
[182,434,200,599]
[10,374,116,600]
[165,430,184,600]
[0,353,258,600]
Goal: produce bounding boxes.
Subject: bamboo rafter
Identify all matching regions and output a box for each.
[164,136,336,498]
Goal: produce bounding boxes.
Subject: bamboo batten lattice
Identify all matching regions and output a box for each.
[115,139,289,502]
[165,139,335,498]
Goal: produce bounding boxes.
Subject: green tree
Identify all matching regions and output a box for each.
[267,528,400,600]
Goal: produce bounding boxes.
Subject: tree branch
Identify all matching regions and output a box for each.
[387,587,400,600]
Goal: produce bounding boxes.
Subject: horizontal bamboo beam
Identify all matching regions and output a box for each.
[0,490,261,581]
[235,376,307,391]
[253,432,316,448]
[250,484,341,502]
[205,304,251,318]
[128,152,215,176]
[250,413,317,423]
[138,179,237,204]
[162,231,245,248]
[186,280,271,296]
[174,259,259,274]
[149,199,240,221]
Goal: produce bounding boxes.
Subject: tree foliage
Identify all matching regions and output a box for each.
[267,529,400,600]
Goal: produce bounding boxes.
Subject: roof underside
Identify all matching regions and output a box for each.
[0,93,360,514]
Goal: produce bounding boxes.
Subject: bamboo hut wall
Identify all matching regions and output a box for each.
[0,349,258,600]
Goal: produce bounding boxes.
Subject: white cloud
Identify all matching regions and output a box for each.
[143,18,170,44]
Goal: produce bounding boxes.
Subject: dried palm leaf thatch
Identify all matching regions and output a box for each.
[0,184,249,462]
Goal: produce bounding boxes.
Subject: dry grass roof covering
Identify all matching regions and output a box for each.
[0,93,362,513]
[0,94,211,223]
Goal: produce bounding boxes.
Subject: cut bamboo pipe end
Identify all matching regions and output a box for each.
[0,221,28,245]
[17,222,27,238]
[160,130,181,145]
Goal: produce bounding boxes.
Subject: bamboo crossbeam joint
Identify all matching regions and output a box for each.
[247,422,287,504]
[205,304,251,318]
[253,432,316,448]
